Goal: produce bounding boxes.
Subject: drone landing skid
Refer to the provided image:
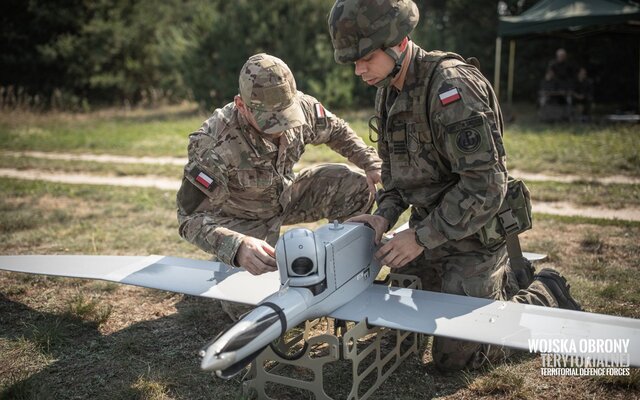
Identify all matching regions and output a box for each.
[242,274,422,400]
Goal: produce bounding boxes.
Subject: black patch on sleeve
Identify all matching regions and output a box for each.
[177,178,207,214]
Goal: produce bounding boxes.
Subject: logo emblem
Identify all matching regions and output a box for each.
[456,129,481,153]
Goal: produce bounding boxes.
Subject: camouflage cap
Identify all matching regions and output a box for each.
[328,0,419,64]
[239,53,305,134]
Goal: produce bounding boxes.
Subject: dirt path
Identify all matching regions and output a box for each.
[0,168,180,191]
[2,167,639,221]
[509,170,640,185]
[2,150,186,166]
[4,151,639,185]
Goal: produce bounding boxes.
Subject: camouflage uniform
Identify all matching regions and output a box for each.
[329,0,562,372]
[176,54,381,267]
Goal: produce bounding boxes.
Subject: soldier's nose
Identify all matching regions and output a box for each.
[354,61,366,76]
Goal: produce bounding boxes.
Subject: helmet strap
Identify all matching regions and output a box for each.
[374,45,409,88]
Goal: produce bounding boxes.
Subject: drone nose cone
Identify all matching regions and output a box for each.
[200,347,236,371]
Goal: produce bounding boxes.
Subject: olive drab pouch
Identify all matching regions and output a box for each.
[478,176,532,248]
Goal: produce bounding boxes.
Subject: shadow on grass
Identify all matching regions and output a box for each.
[0,294,245,400]
[0,289,509,400]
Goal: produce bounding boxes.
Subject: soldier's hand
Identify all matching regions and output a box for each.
[375,229,423,269]
[365,169,382,195]
[347,214,389,245]
[236,237,277,276]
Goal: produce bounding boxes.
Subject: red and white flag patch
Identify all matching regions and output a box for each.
[439,88,461,106]
[195,171,213,189]
[314,103,326,119]
[314,103,328,128]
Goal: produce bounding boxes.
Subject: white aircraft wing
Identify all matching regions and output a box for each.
[3,254,638,366]
[330,284,640,366]
[0,255,280,305]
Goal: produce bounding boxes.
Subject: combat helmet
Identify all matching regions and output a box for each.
[328,0,419,65]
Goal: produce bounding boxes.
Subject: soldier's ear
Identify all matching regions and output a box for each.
[234,95,245,110]
[398,37,409,52]
[234,95,249,117]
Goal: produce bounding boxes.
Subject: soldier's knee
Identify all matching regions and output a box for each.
[431,337,483,372]
[314,163,355,178]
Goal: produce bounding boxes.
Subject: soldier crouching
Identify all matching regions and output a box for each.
[328,0,581,372]
[176,53,381,279]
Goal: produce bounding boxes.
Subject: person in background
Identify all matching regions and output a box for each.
[572,67,594,121]
[548,48,575,94]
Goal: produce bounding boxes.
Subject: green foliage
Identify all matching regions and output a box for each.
[416,0,499,76]
[1,0,638,109]
[0,0,217,108]
[185,0,358,109]
[1,0,361,109]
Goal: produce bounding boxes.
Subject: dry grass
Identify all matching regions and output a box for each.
[1,178,639,399]
[0,106,639,399]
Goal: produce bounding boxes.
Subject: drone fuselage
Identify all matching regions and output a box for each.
[199,222,380,377]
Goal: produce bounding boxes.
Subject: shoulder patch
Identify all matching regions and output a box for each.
[314,103,327,129]
[438,87,461,106]
[455,129,482,153]
[190,167,216,191]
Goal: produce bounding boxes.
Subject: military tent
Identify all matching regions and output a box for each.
[494,0,640,109]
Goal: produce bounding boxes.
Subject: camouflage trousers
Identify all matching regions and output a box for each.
[217,164,372,320]
[215,163,373,247]
[400,237,557,372]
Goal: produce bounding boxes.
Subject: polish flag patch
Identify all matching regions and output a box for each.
[314,103,326,119]
[195,171,213,189]
[438,88,461,106]
[314,103,328,128]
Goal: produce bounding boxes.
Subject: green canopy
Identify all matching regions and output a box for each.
[499,0,640,37]
[494,0,640,110]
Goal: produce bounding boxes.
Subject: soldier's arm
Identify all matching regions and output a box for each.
[372,129,409,230]
[176,129,244,266]
[302,95,382,172]
[414,65,508,249]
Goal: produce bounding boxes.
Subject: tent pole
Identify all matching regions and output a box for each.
[494,37,502,100]
[638,38,639,114]
[508,40,516,105]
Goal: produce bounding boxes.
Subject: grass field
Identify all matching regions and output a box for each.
[1,104,639,177]
[1,106,639,399]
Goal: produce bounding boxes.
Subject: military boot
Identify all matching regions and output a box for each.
[534,268,582,311]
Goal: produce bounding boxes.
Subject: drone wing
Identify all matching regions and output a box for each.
[0,255,280,305]
[330,284,640,367]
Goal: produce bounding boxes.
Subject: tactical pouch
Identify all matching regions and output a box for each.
[478,177,532,248]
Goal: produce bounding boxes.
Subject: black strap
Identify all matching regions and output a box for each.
[506,234,524,263]
[506,234,533,288]
[260,302,287,334]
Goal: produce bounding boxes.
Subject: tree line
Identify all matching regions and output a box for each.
[1,0,637,111]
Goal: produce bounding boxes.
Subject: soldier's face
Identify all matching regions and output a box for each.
[234,95,284,137]
[246,110,285,138]
[354,49,395,86]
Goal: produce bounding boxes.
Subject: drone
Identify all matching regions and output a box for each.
[1,221,639,381]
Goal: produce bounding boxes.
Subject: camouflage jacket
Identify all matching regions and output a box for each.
[373,42,508,250]
[177,92,381,265]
